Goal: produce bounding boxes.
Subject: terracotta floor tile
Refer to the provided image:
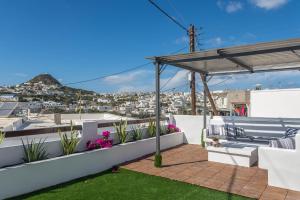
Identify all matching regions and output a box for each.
[285,190,300,200]
[121,144,290,200]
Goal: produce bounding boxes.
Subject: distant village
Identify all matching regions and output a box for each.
[0,74,253,119]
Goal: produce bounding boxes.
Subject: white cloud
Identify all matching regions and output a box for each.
[208,70,300,90]
[101,69,154,92]
[161,70,189,90]
[250,0,289,10]
[103,70,152,85]
[226,1,243,12]
[217,0,243,13]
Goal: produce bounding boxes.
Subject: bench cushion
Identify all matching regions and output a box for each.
[269,137,295,149]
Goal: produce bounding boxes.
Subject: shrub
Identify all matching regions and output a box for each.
[0,131,5,144]
[21,138,48,163]
[131,125,142,141]
[114,120,128,143]
[86,130,113,150]
[147,119,156,137]
[59,122,80,155]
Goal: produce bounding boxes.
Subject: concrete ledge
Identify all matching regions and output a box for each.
[207,145,258,167]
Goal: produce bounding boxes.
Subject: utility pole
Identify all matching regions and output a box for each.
[189,24,196,115]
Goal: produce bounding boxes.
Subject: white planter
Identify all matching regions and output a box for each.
[0,132,184,199]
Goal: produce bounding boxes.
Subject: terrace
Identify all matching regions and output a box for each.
[1,38,300,199]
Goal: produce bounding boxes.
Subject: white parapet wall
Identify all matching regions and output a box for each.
[259,134,300,192]
[0,132,184,199]
[173,115,209,145]
[250,88,300,118]
[0,121,151,168]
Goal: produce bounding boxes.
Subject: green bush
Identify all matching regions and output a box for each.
[147,119,156,137]
[59,122,80,155]
[21,138,48,163]
[131,125,142,141]
[114,120,128,143]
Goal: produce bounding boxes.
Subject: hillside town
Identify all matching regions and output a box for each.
[0,73,255,131]
[0,74,252,117]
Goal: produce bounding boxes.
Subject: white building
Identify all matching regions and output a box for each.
[0,94,18,102]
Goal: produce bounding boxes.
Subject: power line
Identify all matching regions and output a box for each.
[63,46,187,86]
[63,62,152,86]
[160,68,180,90]
[148,0,188,32]
[166,0,187,27]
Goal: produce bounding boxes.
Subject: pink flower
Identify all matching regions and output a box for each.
[86,131,113,151]
[102,130,110,139]
[167,124,180,133]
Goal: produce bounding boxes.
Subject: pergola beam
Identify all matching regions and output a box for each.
[208,65,300,76]
[155,58,208,74]
[217,49,254,73]
[155,45,300,65]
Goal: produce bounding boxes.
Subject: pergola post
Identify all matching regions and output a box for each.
[203,74,207,129]
[155,61,162,167]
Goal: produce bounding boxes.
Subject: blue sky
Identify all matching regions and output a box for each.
[0,0,299,93]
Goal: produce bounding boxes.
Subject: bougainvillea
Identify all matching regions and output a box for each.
[167,124,180,134]
[86,130,113,150]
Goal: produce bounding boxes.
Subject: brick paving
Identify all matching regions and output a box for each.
[122,144,300,200]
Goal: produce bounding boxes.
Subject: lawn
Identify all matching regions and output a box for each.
[12,169,253,200]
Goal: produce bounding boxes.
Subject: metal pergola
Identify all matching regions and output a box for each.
[148,38,300,167]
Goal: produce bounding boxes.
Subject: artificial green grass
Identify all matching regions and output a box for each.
[12,169,253,200]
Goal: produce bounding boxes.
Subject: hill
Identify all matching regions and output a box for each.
[23,73,94,95]
[27,74,62,86]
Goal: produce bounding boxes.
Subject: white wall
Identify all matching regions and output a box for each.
[259,134,300,191]
[250,88,300,118]
[0,121,154,168]
[0,132,184,199]
[174,115,209,145]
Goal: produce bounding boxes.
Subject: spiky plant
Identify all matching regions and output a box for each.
[114,119,128,143]
[21,138,48,163]
[0,131,5,144]
[131,125,142,141]
[147,119,156,137]
[59,121,80,155]
[114,120,128,143]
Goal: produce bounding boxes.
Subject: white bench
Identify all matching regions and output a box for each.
[207,142,258,167]
[259,134,300,192]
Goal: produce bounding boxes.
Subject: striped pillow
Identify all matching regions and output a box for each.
[235,127,245,137]
[224,124,235,137]
[285,128,298,138]
[269,137,295,149]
